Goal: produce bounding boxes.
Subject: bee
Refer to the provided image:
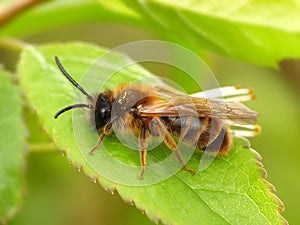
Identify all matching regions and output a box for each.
[54,56,260,178]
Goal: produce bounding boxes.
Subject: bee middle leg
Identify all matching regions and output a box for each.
[139,122,148,179]
[150,117,195,175]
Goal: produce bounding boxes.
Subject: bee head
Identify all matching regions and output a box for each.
[54,56,94,119]
[54,57,114,131]
[94,92,112,130]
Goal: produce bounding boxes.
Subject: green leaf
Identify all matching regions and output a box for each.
[0,70,26,223]
[0,0,143,37]
[3,0,298,68]
[17,42,286,225]
[124,0,300,68]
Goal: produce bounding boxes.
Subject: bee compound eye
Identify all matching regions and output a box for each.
[100,108,106,114]
[100,96,106,102]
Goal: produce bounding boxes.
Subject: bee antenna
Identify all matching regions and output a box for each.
[54,103,92,119]
[55,56,93,100]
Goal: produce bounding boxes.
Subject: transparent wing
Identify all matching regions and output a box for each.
[141,87,259,125]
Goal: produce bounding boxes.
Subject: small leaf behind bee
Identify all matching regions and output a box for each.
[0,70,26,224]
[17,42,286,225]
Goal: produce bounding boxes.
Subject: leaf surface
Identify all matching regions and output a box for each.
[0,70,26,224]
[2,0,300,67]
[0,0,143,36]
[124,0,300,67]
[17,42,286,225]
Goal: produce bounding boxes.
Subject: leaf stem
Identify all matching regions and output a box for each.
[0,37,29,52]
[0,0,45,27]
[28,143,58,153]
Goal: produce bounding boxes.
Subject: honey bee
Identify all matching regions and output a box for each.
[54,56,260,178]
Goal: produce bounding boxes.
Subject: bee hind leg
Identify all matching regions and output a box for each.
[173,146,196,175]
[152,118,195,175]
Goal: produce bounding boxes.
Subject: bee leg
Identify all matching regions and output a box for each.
[89,119,113,154]
[152,118,195,175]
[166,134,196,175]
[139,122,148,179]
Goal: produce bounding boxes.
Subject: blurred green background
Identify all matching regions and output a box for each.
[0,1,299,225]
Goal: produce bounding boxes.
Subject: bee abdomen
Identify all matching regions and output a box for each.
[164,116,230,153]
[204,126,232,154]
[164,116,202,144]
[196,117,224,150]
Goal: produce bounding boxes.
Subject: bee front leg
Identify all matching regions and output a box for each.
[89,119,113,154]
[139,122,148,179]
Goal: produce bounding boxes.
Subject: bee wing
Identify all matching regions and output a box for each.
[139,96,259,125]
[151,86,185,98]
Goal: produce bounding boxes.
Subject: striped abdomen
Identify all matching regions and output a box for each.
[162,116,232,154]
